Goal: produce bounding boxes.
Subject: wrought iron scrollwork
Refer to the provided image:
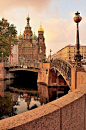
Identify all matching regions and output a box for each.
[51,59,73,86]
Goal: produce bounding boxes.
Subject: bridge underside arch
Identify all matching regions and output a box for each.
[50,67,71,90]
[9,68,38,73]
[7,70,38,91]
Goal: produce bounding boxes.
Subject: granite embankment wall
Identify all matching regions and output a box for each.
[0,72,86,130]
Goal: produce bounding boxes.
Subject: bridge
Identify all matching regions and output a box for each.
[0,59,86,129]
[4,63,40,72]
[50,58,73,87]
[0,58,85,92]
[0,65,86,130]
[37,58,85,92]
[0,62,40,80]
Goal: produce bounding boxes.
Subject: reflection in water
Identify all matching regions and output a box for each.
[37,84,49,104]
[0,76,69,120]
[14,96,28,114]
[0,79,43,120]
[13,96,41,114]
[0,81,4,97]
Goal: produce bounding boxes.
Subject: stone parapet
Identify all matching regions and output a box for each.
[0,70,86,130]
[0,83,86,129]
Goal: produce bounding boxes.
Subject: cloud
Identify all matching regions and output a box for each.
[0,1,86,57]
[0,0,53,34]
[43,13,86,56]
[0,0,52,14]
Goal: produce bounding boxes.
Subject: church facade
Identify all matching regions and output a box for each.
[18,15,46,64]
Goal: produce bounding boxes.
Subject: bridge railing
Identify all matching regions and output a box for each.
[4,62,40,69]
[51,58,73,86]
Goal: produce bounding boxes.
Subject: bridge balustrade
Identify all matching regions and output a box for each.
[4,62,40,73]
[51,59,73,86]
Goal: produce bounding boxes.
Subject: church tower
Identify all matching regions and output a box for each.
[18,15,46,64]
[38,25,46,61]
[23,15,33,41]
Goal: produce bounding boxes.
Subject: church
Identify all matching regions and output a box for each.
[18,15,46,64]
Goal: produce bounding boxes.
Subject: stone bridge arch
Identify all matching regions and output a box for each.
[9,68,39,73]
[4,65,39,80]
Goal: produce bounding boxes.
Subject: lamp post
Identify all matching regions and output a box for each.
[74,11,82,67]
[2,52,3,62]
[50,49,52,62]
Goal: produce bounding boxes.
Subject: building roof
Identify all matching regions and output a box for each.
[38,25,44,32]
[32,32,37,40]
[56,44,86,54]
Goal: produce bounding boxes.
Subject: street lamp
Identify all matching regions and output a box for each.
[50,49,52,62]
[2,52,3,62]
[74,11,82,67]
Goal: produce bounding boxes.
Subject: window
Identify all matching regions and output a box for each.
[27,34,29,39]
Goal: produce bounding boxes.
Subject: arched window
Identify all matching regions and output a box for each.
[27,34,29,39]
[24,35,25,39]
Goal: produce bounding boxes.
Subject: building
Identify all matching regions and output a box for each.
[9,45,18,64]
[50,44,86,61]
[18,15,46,64]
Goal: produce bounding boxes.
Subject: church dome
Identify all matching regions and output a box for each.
[18,31,23,39]
[32,32,37,40]
[26,15,30,20]
[38,25,44,32]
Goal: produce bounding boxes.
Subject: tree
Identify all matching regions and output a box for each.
[0,18,18,61]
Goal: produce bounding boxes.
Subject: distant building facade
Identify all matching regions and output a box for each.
[9,45,18,64]
[50,44,86,61]
[18,15,46,64]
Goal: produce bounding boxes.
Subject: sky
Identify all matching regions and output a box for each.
[0,0,86,57]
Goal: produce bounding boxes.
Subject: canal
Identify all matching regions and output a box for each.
[0,70,70,120]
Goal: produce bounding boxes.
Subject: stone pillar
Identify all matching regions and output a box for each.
[71,67,85,91]
[37,63,50,86]
[77,71,85,88]
[71,67,77,91]
[48,70,57,86]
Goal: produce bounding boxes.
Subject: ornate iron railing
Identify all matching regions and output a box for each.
[50,58,73,86]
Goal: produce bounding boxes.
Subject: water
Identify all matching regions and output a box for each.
[0,71,49,120]
[0,70,69,120]
[14,96,41,115]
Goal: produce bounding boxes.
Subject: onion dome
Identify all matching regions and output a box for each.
[26,14,30,20]
[18,30,23,39]
[38,25,44,32]
[32,32,37,40]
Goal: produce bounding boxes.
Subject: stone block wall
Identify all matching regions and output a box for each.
[39,63,50,69]
[37,67,49,85]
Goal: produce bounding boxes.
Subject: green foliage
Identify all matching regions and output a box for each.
[0,18,18,59]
